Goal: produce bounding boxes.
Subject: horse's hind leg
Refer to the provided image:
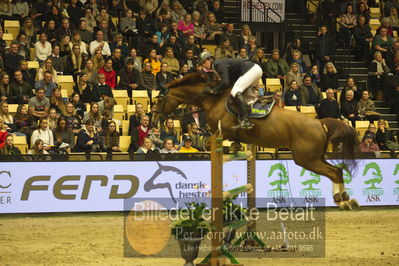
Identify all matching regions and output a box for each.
[295,158,359,210]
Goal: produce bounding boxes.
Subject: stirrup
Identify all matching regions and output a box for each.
[231,119,253,130]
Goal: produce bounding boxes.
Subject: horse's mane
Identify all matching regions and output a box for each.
[167,72,208,89]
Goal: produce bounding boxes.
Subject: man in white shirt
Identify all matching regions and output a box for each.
[35,33,52,62]
[89,30,111,56]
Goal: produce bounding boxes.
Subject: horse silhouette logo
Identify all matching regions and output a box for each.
[0,171,11,190]
[144,162,188,204]
[267,163,290,197]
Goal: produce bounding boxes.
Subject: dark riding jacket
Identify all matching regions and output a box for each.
[212,59,255,93]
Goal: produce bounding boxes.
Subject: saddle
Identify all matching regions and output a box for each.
[225,87,275,119]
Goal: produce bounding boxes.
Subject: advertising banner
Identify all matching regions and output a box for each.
[0,159,398,213]
[241,0,285,22]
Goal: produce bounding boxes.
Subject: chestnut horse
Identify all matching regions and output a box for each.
[153,72,359,209]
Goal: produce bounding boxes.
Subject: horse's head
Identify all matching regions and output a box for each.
[152,72,209,128]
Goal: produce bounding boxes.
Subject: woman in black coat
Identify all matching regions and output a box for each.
[320,62,339,92]
[340,89,359,127]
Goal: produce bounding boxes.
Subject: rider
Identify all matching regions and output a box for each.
[199,51,262,130]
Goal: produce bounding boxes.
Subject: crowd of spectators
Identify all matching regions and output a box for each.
[0,0,399,158]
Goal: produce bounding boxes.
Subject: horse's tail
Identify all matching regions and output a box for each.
[320,118,359,175]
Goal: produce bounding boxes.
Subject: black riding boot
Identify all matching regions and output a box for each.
[232,92,253,130]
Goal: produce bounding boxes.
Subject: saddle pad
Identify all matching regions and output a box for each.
[249,100,275,118]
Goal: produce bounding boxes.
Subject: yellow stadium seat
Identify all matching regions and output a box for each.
[61,89,68,99]
[30,47,35,61]
[322,92,327,99]
[113,90,129,110]
[3,33,13,46]
[356,121,371,141]
[369,18,381,31]
[132,90,150,107]
[113,105,125,121]
[4,20,20,38]
[58,75,74,96]
[121,120,129,136]
[27,61,39,69]
[127,104,135,119]
[119,136,131,152]
[13,135,28,154]
[111,17,119,28]
[265,78,282,92]
[8,104,18,115]
[173,120,182,140]
[300,106,316,118]
[202,44,217,56]
[370,7,381,18]
[284,106,298,112]
[151,90,160,102]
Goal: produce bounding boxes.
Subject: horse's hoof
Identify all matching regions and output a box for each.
[341,191,350,201]
[348,198,360,208]
[338,201,352,210]
[333,193,343,204]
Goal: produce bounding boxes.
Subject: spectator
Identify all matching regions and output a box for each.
[98,97,116,120]
[70,92,86,119]
[12,0,29,22]
[90,30,111,57]
[0,72,11,103]
[372,27,393,61]
[20,17,37,46]
[47,108,58,131]
[163,35,182,60]
[75,119,102,152]
[220,23,239,51]
[16,33,31,61]
[43,20,57,44]
[13,104,34,138]
[192,10,206,41]
[65,44,88,78]
[237,48,249,60]
[310,65,321,85]
[320,62,339,92]
[320,0,339,39]
[181,34,201,57]
[95,8,115,31]
[46,5,63,28]
[299,74,323,106]
[170,0,187,23]
[160,117,179,147]
[359,133,380,153]
[285,38,304,64]
[53,116,75,152]
[83,102,103,132]
[339,4,357,48]
[68,0,84,28]
[354,15,373,61]
[358,90,380,122]
[285,80,301,107]
[10,70,33,104]
[129,103,145,135]
[148,126,163,148]
[35,33,52,63]
[55,18,73,43]
[368,51,390,98]
[285,62,303,90]
[389,7,399,33]
[144,49,162,75]
[0,101,14,132]
[28,87,50,120]
[139,0,158,14]
[376,119,398,151]
[77,19,93,45]
[238,24,251,49]
[215,38,235,59]
[48,45,66,75]
[180,48,198,72]
[341,77,363,102]
[182,105,206,133]
[159,138,178,153]
[136,136,160,154]
[74,72,90,99]
[178,13,195,37]
[59,35,72,57]
[28,139,50,160]
[98,58,117,89]
[110,34,129,59]
[204,12,223,44]
[129,114,150,152]
[31,118,54,148]
[362,122,377,142]
[179,135,199,152]
[36,58,59,84]
[163,47,180,75]
[137,10,155,50]
[209,0,223,23]
[102,120,121,153]
[193,0,208,21]
[273,90,284,108]
[265,49,290,84]
[314,25,333,72]
[35,71,58,98]
[118,58,144,98]
[93,20,113,43]
[156,62,174,93]
[244,35,257,59]
[19,60,35,89]
[179,63,190,77]
[142,62,157,94]
[0,117,8,148]
[341,89,359,126]
[318,88,340,119]
[110,47,125,74]
[125,48,142,72]
[69,31,88,56]
[378,18,394,37]
[82,7,97,33]
[4,43,24,76]
[357,2,370,25]
[121,9,139,50]
[91,49,105,73]
[169,21,185,46]
[49,88,65,116]
[0,135,21,157]
[64,102,82,134]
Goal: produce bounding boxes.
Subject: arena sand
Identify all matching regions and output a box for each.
[1,207,398,266]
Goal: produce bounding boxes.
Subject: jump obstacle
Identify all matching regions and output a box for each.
[197,132,266,266]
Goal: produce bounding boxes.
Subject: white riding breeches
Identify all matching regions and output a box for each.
[230,64,263,97]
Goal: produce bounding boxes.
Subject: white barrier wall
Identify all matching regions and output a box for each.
[0,159,398,213]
